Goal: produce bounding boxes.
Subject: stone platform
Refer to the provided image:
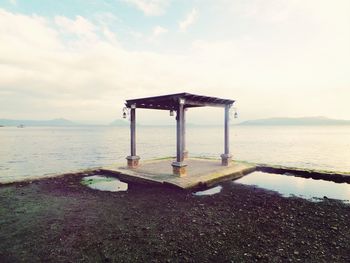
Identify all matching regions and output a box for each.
[101,158,256,190]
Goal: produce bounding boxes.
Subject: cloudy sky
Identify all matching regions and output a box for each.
[0,0,349,124]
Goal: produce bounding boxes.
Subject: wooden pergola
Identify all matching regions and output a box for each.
[124,92,235,176]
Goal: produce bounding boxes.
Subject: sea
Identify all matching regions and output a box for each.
[1,125,350,183]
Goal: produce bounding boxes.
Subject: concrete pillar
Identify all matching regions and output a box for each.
[221,104,232,166]
[182,108,188,159]
[172,98,187,176]
[126,104,140,168]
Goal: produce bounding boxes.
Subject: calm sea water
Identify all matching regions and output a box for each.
[236,172,350,202]
[1,125,350,183]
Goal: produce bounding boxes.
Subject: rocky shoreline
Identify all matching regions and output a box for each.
[0,172,349,262]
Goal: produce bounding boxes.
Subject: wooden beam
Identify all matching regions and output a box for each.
[183,99,231,108]
[125,93,235,110]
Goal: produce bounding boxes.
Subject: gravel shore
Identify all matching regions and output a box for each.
[0,172,349,262]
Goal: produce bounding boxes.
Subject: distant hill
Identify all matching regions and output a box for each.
[239,117,350,126]
[0,118,78,127]
[110,119,129,126]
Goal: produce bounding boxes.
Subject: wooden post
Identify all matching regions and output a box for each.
[221,104,232,166]
[126,104,140,168]
[172,98,187,176]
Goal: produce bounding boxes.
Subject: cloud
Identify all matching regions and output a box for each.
[93,12,121,27]
[179,8,198,32]
[238,0,292,22]
[0,8,244,123]
[152,25,168,37]
[123,0,169,16]
[130,31,143,39]
[0,9,199,122]
[55,16,97,41]
[0,1,349,123]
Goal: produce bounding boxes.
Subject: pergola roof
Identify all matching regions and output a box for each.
[125,92,235,110]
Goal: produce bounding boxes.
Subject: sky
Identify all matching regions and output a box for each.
[0,0,349,125]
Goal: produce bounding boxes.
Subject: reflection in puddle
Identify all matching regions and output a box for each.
[82,175,128,192]
[194,185,222,196]
[235,172,350,202]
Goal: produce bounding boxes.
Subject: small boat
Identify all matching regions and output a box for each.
[17,124,25,128]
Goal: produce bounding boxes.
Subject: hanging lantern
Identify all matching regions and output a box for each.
[122,107,127,119]
[231,107,238,119]
[234,107,238,119]
[170,110,174,116]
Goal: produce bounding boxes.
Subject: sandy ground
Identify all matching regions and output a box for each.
[0,172,349,263]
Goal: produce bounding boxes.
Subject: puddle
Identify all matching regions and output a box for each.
[235,171,350,202]
[82,175,128,192]
[193,185,223,196]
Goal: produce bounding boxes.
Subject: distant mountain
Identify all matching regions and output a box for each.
[239,117,350,126]
[109,119,200,127]
[0,118,78,127]
[110,119,129,126]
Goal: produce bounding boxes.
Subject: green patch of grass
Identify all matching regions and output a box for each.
[81,177,115,186]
